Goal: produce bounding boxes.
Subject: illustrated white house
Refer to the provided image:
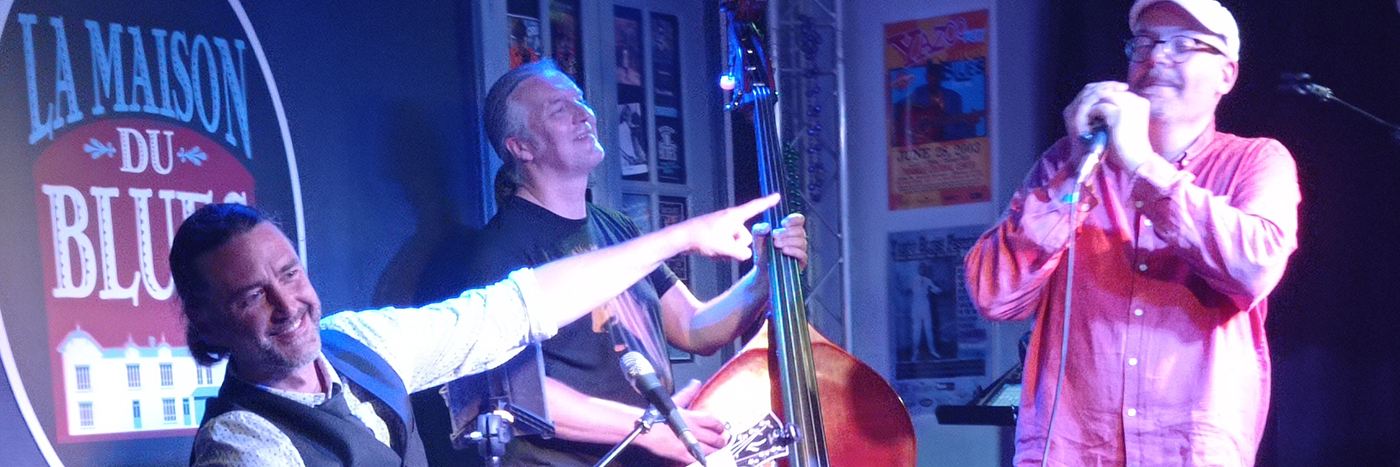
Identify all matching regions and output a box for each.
[57,326,226,436]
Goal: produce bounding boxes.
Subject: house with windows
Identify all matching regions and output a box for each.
[57,326,226,436]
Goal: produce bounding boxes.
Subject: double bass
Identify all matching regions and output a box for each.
[687,2,917,466]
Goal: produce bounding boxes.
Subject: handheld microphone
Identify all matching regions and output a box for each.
[1076,119,1110,184]
[620,351,708,466]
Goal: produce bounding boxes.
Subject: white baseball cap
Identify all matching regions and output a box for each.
[1129,0,1240,62]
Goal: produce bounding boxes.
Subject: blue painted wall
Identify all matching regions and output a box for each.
[239,1,488,313]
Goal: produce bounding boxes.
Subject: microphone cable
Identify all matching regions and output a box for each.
[1039,125,1108,467]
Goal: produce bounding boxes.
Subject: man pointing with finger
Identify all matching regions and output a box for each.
[964,0,1300,465]
[414,60,807,466]
[181,194,781,466]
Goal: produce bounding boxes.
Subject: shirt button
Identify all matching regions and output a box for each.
[1138,263,1148,272]
[1129,358,1139,366]
[1134,309,1144,316]
[1134,201,1144,208]
[1143,219,1153,227]
[1127,408,1138,417]
[1080,203,1091,212]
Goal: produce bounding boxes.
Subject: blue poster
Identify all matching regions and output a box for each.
[887,226,988,415]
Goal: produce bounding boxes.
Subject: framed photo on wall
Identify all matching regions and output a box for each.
[651,12,686,184]
[657,195,690,285]
[550,0,584,87]
[659,195,692,363]
[620,192,652,233]
[506,4,542,70]
[615,6,650,181]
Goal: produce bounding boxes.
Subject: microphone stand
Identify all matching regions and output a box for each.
[467,406,512,467]
[1281,73,1400,145]
[593,408,663,467]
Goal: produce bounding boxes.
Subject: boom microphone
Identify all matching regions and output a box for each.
[620,351,708,466]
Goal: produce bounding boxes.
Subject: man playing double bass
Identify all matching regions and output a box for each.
[415,60,808,466]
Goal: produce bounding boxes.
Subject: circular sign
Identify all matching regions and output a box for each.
[0,0,301,464]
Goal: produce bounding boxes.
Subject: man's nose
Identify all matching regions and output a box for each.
[1146,42,1173,65]
[571,102,595,122]
[266,284,297,318]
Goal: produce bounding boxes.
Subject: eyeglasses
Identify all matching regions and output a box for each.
[1124,35,1224,63]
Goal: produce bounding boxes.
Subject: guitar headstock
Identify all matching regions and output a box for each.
[720,0,772,111]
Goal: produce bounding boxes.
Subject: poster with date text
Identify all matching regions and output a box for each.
[884,10,990,210]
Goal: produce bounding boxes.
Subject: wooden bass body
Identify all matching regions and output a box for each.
[687,324,916,466]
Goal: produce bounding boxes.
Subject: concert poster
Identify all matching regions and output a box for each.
[657,196,690,286]
[617,102,649,177]
[506,14,542,70]
[620,192,652,234]
[614,7,649,181]
[884,10,991,210]
[651,13,685,184]
[549,0,584,87]
[657,195,692,363]
[887,226,989,416]
[613,7,643,87]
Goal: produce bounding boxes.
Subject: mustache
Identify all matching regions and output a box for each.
[1133,69,1182,89]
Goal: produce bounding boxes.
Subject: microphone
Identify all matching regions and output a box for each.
[620,351,708,466]
[1076,118,1109,184]
[1278,72,1335,102]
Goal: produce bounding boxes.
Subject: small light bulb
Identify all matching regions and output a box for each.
[719,74,737,91]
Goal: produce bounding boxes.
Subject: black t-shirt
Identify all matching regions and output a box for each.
[416,196,679,467]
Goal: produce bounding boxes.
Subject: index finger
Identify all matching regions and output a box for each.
[729,193,781,221]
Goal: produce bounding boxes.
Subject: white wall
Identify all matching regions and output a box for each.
[844,0,1047,464]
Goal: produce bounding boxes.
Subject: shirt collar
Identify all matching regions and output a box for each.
[1171,121,1217,165]
[251,354,344,407]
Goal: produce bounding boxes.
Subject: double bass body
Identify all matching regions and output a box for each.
[689,325,917,466]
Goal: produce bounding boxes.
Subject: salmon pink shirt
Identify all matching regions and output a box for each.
[965,125,1300,467]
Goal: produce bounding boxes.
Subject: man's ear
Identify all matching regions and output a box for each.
[504,136,534,163]
[1219,60,1239,95]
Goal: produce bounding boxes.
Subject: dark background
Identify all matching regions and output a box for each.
[1046,1,1400,465]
